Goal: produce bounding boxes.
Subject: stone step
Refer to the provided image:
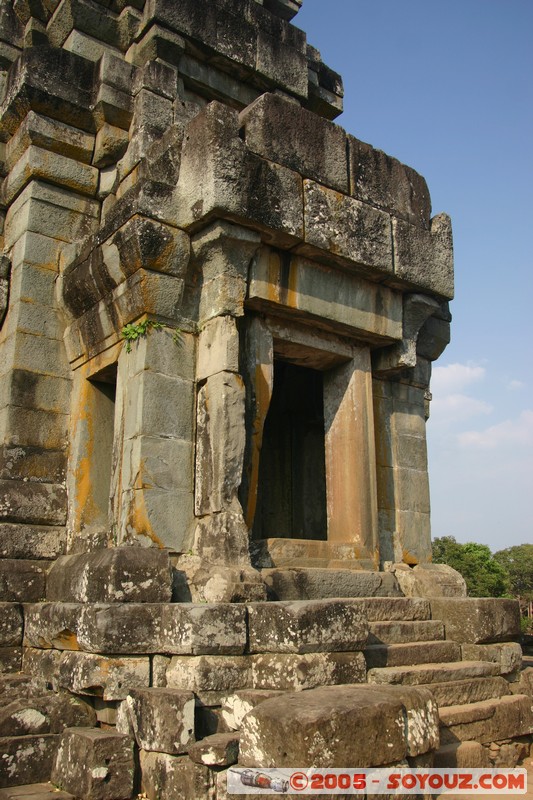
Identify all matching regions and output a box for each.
[262,567,401,599]
[364,640,461,669]
[368,619,444,645]
[367,659,501,686]
[419,675,512,708]
[0,785,75,800]
[439,694,533,744]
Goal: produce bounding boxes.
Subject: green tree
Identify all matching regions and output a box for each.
[494,544,533,600]
[432,536,509,598]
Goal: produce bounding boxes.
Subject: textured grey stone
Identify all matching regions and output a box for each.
[0,693,96,736]
[164,655,252,693]
[461,642,523,675]
[392,213,454,299]
[251,652,366,691]
[429,598,521,644]
[46,547,173,603]
[239,684,439,767]
[248,599,369,654]
[0,734,60,788]
[439,694,533,745]
[0,559,47,602]
[0,603,22,646]
[262,568,402,600]
[221,689,285,731]
[52,727,134,800]
[24,602,81,650]
[117,688,195,755]
[57,652,150,701]
[187,731,239,766]
[140,750,215,800]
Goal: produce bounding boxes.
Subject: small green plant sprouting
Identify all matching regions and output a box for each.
[121,320,184,352]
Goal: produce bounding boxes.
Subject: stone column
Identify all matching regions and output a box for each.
[323,346,379,562]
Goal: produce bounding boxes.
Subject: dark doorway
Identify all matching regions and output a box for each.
[253,360,327,540]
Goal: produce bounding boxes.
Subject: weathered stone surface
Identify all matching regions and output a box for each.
[262,567,402,600]
[192,509,251,566]
[0,693,96,736]
[0,479,67,526]
[173,559,266,604]
[113,216,190,278]
[368,659,501,686]
[247,600,368,654]
[393,562,467,598]
[52,727,134,800]
[0,648,22,673]
[57,652,150,700]
[24,603,80,650]
[197,315,239,382]
[302,179,393,274]
[73,601,247,654]
[368,620,444,645]
[364,640,460,669]
[241,92,349,193]
[239,684,439,767]
[221,689,285,731]
[419,676,511,708]
[461,642,523,675]
[2,145,99,205]
[22,647,62,690]
[0,603,22,646]
[429,598,521,643]
[0,786,75,800]
[0,734,60,788]
[251,652,366,691]
[348,135,431,229]
[140,750,215,800]
[117,688,195,755]
[163,655,252,693]
[195,372,246,515]
[188,731,239,766]
[46,547,173,603]
[0,559,47,602]
[434,741,491,768]
[392,213,454,299]
[439,695,533,745]
[0,523,66,559]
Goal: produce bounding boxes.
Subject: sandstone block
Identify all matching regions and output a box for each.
[2,145,98,206]
[0,785,75,800]
[302,179,393,274]
[251,652,366,691]
[188,731,239,766]
[439,694,533,745]
[248,600,369,654]
[0,693,96,736]
[364,640,460,669]
[0,734,60,788]
[195,371,246,515]
[164,655,252,693]
[394,562,467,598]
[113,216,190,278]
[160,603,247,655]
[22,647,62,690]
[261,566,402,600]
[0,603,22,646]
[93,123,129,168]
[76,603,161,653]
[24,602,80,650]
[0,478,66,526]
[241,92,348,193]
[0,559,47,602]
[0,649,21,673]
[434,741,491,768]
[429,597,521,643]
[239,684,439,767]
[197,315,239,382]
[58,652,150,701]
[192,509,251,566]
[174,560,266,604]
[348,135,431,228]
[46,547,173,603]
[461,642,523,675]
[368,620,444,645]
[419,676,510,708]
[221,689,284,731]
[52,727,134,800]
[117,688,195,754]
[5,110,94,168]
[392,213,454,299]
[368,659,501,686]
[140,750,215,800]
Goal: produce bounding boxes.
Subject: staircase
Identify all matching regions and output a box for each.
[0,551,531,799]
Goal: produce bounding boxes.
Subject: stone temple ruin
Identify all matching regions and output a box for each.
[0,0,531,796]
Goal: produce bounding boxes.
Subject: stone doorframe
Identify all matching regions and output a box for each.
[240,314,379,565]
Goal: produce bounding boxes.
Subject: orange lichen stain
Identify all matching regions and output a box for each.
[127,489,165,549]
[72,367,99,530]
[53,630,80,651]
[402,549,419,566]
[287,260,299,309]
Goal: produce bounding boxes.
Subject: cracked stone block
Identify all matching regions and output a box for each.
[117,688,195,755]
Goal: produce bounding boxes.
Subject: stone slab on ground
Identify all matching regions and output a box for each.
[52,727,134,800]
[247,599,368,654]
[239,684,439,767]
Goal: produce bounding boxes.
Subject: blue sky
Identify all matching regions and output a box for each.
[297,0,533,551]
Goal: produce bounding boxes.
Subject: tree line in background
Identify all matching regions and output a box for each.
[432,538,533,634]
